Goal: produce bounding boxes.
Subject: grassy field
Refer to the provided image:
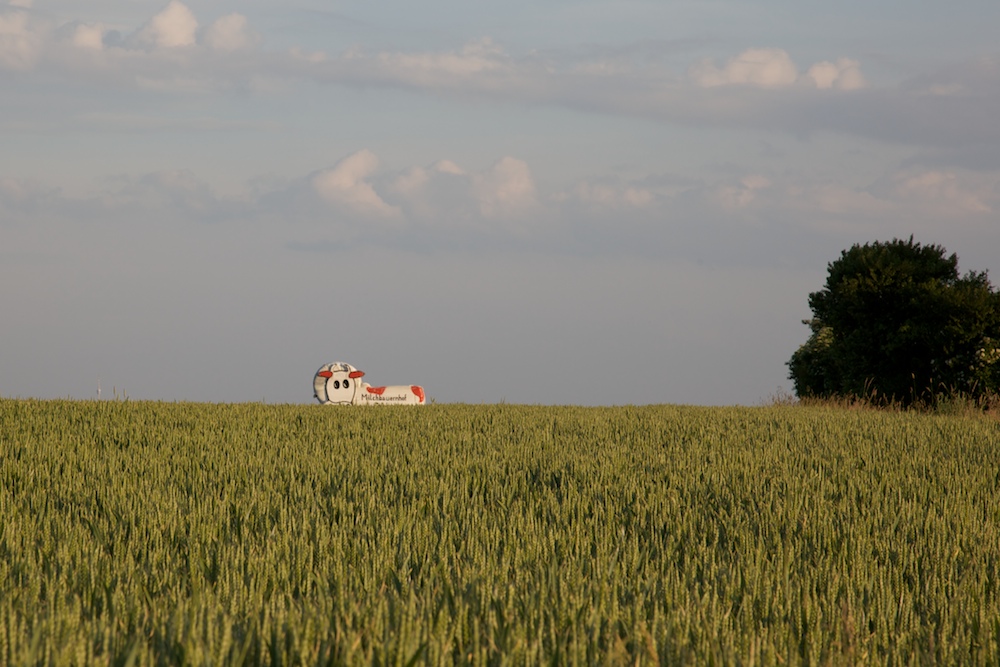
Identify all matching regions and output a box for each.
[2,399,999,665]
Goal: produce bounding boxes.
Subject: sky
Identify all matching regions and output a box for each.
[2,0,999,406]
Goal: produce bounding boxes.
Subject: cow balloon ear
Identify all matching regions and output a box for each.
[349,370,365,379]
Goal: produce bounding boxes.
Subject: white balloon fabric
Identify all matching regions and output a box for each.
[314,362,426,406]
[313,362,364,405]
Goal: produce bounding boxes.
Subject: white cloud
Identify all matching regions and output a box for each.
[473,157,538,218]
[376,38,509,83]
[201,13,258,52]
[886,170,993,214]
[0,170,243,224]
[384,156,540,226]
[384,159,479,226]
[806,58,865,90]
[386,158,467,201]
[775,183,893,228]
[573,182,654,208]
[903,56,999,98]
[690,48,799,88]
[433,159,465,176]
[922,83,965,97]
[691,49,866,91]
[311,150,401,219]
[133,0,197,49]
[701,167,998,238]
[390,166,430,198]
[70,22,104,50]
[713,174,772,209]
[0,176,51,206]
[0,7,44,69]
[289,46,326,64]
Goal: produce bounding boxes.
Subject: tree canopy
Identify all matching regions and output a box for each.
[788,237,1000,405]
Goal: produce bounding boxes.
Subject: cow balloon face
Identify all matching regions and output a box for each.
[313,362,364,405]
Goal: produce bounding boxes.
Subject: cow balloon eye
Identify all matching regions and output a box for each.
[343,379,350,389]
[333,380,340,389]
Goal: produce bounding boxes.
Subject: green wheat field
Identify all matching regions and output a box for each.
[2,399,999,665]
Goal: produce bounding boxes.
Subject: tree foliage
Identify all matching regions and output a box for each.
[788,237,1000,404]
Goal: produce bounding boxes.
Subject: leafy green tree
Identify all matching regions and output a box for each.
[788,237,1000,404]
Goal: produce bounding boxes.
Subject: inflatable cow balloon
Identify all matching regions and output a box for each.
[313,362,426,406]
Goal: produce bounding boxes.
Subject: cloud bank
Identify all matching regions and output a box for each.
[3,148,996,269]
[3,1,999,152]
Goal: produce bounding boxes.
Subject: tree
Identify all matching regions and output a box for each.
[788,237,1000,405]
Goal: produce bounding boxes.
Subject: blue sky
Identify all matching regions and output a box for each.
[2,0,999,405]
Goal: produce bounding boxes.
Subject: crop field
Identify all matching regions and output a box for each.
[1,399,999,665]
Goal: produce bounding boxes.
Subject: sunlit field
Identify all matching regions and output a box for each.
[2,399,999,665]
